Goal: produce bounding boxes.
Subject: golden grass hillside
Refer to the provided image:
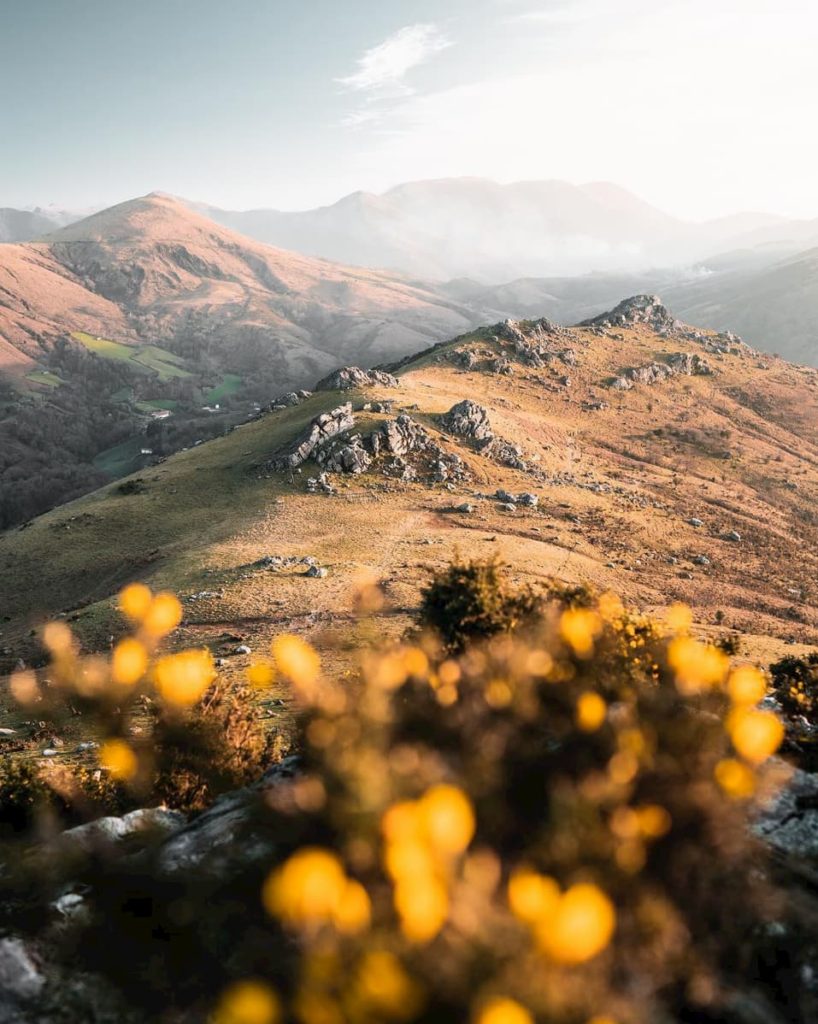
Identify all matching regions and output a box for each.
[2,298,818,720]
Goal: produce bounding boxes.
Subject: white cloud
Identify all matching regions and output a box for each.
[337,23,452,95]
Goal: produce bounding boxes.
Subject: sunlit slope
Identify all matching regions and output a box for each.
[3,298,818,677]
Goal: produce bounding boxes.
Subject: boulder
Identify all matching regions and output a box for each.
[580,295,678,332]
[267,403,354,472]
[314,367,399,391]
[441,400,493,440]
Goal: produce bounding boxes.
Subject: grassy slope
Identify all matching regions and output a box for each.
[3,318,818,691]
[71,332,191,381]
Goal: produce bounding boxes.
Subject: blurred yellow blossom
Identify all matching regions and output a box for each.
[246,661,275,689]
[667,637,728,694]
[536,883,616,964]
[353,951,422,1019]
[332,879,371,935]
[419,784,475,855]
[118,582,153,622]
[42,620,73,655]
[475,996,534,1024]
[272,634,321,694]
[665,602,692,634]
[715,758,757,799]
[99,739,138,781]
[727,665,767,706]
[727,708,783,764]
[142,592,183,637]
[576,692,607,732]
[508,869,560,924]
[111,638,147,687]
[154,649,215,706]
[560,609,603,658]
[263,848,348,929]
[211,980,281,1024]
[394,875,449,941]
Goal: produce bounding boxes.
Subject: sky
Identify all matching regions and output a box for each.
[1,0,817,219]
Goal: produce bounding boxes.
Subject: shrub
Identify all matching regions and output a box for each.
[418,555,541,652]
[0,574,795,1023]
[769,652,818,720]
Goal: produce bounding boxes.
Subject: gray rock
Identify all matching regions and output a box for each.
[0,938,45,1003]
[314,367,399,391]
[440,400,493,440]
[517,493,539,507]
[580,295,678,332]
[268,403,355,472]
[305,565,328,578]
[724,530,742,542]
[455,503,475,513]
[693,554,711,566]
[234,644,252,655]
[754,766,818,858]
[495,489,515,503]
[689,517,704,527]
[500,503,516,512]
[54,808,186,855]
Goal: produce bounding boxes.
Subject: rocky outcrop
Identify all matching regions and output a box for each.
[441,400,493,440]
[581,295,678,333]
[314,366,399,391]
[609,352,713,389]
[315,434,373,474]
[270,389,312,410]
[267,403,354,471]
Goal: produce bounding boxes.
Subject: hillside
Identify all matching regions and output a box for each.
[0,193,480,526]
[3,296,818,706]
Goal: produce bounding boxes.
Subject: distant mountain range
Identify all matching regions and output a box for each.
[198,178,808,282]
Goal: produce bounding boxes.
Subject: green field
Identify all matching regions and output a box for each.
[26,369,62,388]
[136,398,179,413]
[205,373,243,403]
[92,436,148,477]
[71,333,192,381]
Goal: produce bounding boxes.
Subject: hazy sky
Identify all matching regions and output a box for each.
[2,0,817,219]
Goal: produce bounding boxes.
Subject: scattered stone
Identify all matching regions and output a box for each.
[495,489,515,503]
[689,517,704,527]
[724,530,742,542]
[305,565,328,578]
[500,503,516,512]
[455,503,475,514]
[693,555,711,566]
[234,645,252,655]
[517,493,538,507]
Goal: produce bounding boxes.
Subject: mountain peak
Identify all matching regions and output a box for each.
[580,294,677,331]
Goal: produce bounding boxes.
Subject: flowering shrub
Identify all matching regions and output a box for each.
[0,568,794,1023]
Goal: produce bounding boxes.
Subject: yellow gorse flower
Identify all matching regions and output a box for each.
[727,707,783,764]
[475,996,534,1024]
[271,634,321,697]
[111,638,148,687]
[99,739,138,781]
[263,848,370,934]
[210,980,281,1024]
[576,692,607,732]
[560,609,603,658]
[667,637,728,694]
[534,883,616,964]
[154,649,215,706]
